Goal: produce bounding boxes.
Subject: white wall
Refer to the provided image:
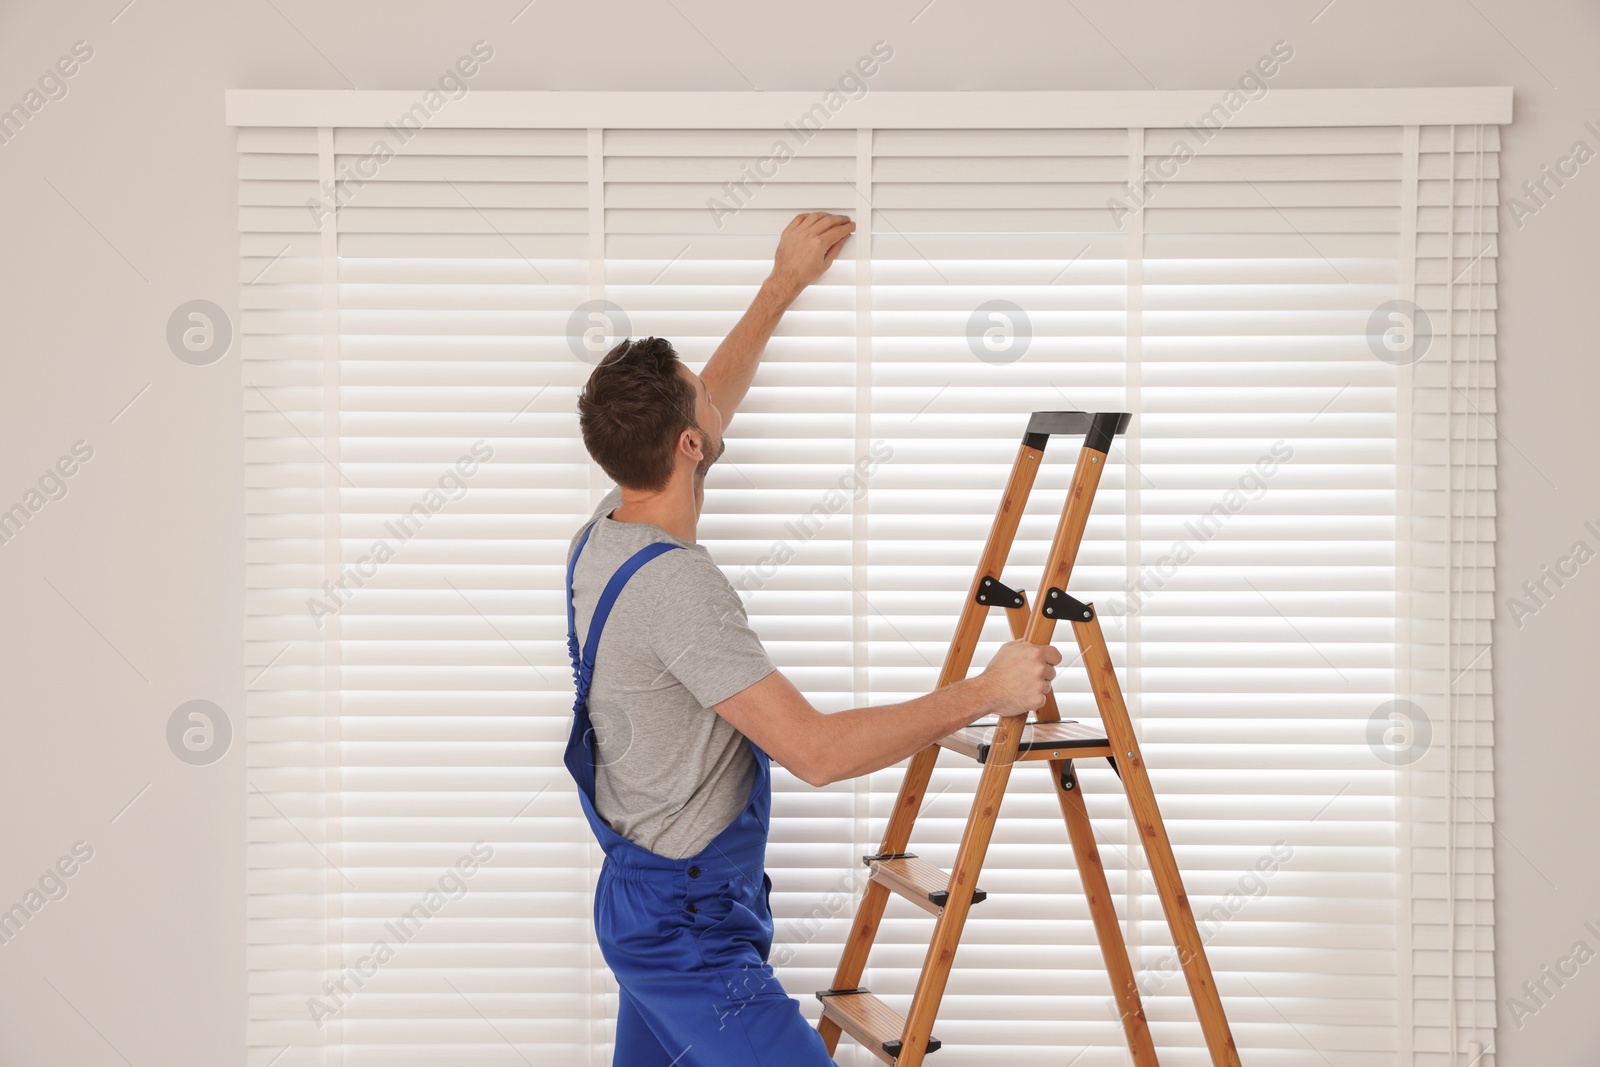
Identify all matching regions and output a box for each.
[0,1,1594,1064]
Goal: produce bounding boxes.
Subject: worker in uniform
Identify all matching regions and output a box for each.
[565,211,1061,1066]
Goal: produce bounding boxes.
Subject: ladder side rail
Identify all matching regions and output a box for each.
[1071,608,1243,1067]
[1006,597,1160,1067]
[888,435,1049,853]
[820,436,1046,1053]
[1021,437,1111,646]
[898,433,1114,1064]
[894,725,1022,1067]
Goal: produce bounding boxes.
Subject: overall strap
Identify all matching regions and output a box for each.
[566,523,683,705]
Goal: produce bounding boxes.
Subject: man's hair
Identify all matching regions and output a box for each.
[577,336,698,492]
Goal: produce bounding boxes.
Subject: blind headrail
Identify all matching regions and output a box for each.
[225,87,1512,129]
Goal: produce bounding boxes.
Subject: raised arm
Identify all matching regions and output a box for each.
[714,639,1062,787]
[700,212,855,428]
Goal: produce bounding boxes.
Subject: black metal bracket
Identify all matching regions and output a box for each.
[1022,410,1131,454]
[1041,588,1094,622]
[885,1035,943,1057]
[862,851,915,866]
[975,576,1025,609]
[1060,753,1120,784]
[928,885,988,908]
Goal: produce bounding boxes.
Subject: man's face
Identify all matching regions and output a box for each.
[677,363,725,479]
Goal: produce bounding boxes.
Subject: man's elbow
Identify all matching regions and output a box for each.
[786,731,842,788]
[785,746,836,788]
[795,759,837,789]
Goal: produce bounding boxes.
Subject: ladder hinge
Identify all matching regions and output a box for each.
[975,576,1025,609]
[1041,587,1094,621]
[1059,760,1078,792]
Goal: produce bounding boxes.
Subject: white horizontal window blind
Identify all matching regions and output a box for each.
[233,90,1504,1067]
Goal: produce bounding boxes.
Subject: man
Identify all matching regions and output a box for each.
[565,211,1061,1066]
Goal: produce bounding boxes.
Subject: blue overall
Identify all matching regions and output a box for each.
[564,522,837,1066]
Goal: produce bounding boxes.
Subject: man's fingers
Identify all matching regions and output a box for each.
[820,221,855,264]
[818,218,856,246]
[801,211,852,234]
[810,221,856,273]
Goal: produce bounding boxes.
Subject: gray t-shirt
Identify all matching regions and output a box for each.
[566,486,777,859]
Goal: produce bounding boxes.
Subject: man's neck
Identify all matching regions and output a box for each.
[608,478,703,542]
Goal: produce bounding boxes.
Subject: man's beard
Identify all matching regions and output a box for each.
[695,433,725,480]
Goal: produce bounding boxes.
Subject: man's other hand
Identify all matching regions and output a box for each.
[978,639,1063,718]
[768,212,855,302]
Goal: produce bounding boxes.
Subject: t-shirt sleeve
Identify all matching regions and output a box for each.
[648,556,777,708]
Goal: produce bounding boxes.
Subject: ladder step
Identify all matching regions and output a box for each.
[938,718,1114,763]
[864,853,986,916]
[816,988,941,1063]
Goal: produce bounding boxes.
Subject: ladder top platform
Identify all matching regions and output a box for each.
[1023,411,1132,451]
[938,718,1113,764]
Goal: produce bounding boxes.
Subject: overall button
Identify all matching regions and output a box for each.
[686,902,698,914]
[688,866,701,878]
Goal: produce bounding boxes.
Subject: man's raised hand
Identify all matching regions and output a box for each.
[768,212,855,303]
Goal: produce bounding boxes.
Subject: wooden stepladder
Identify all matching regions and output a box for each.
[816,412,1242,1067]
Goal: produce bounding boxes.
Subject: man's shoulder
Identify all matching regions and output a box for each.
[619,534,724,598]
[570,521,750,640]
[567,486,624,558]
[567,497,726,591]
[591,484,623,522]
[572,485,622,534]
[648,538,726,586]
